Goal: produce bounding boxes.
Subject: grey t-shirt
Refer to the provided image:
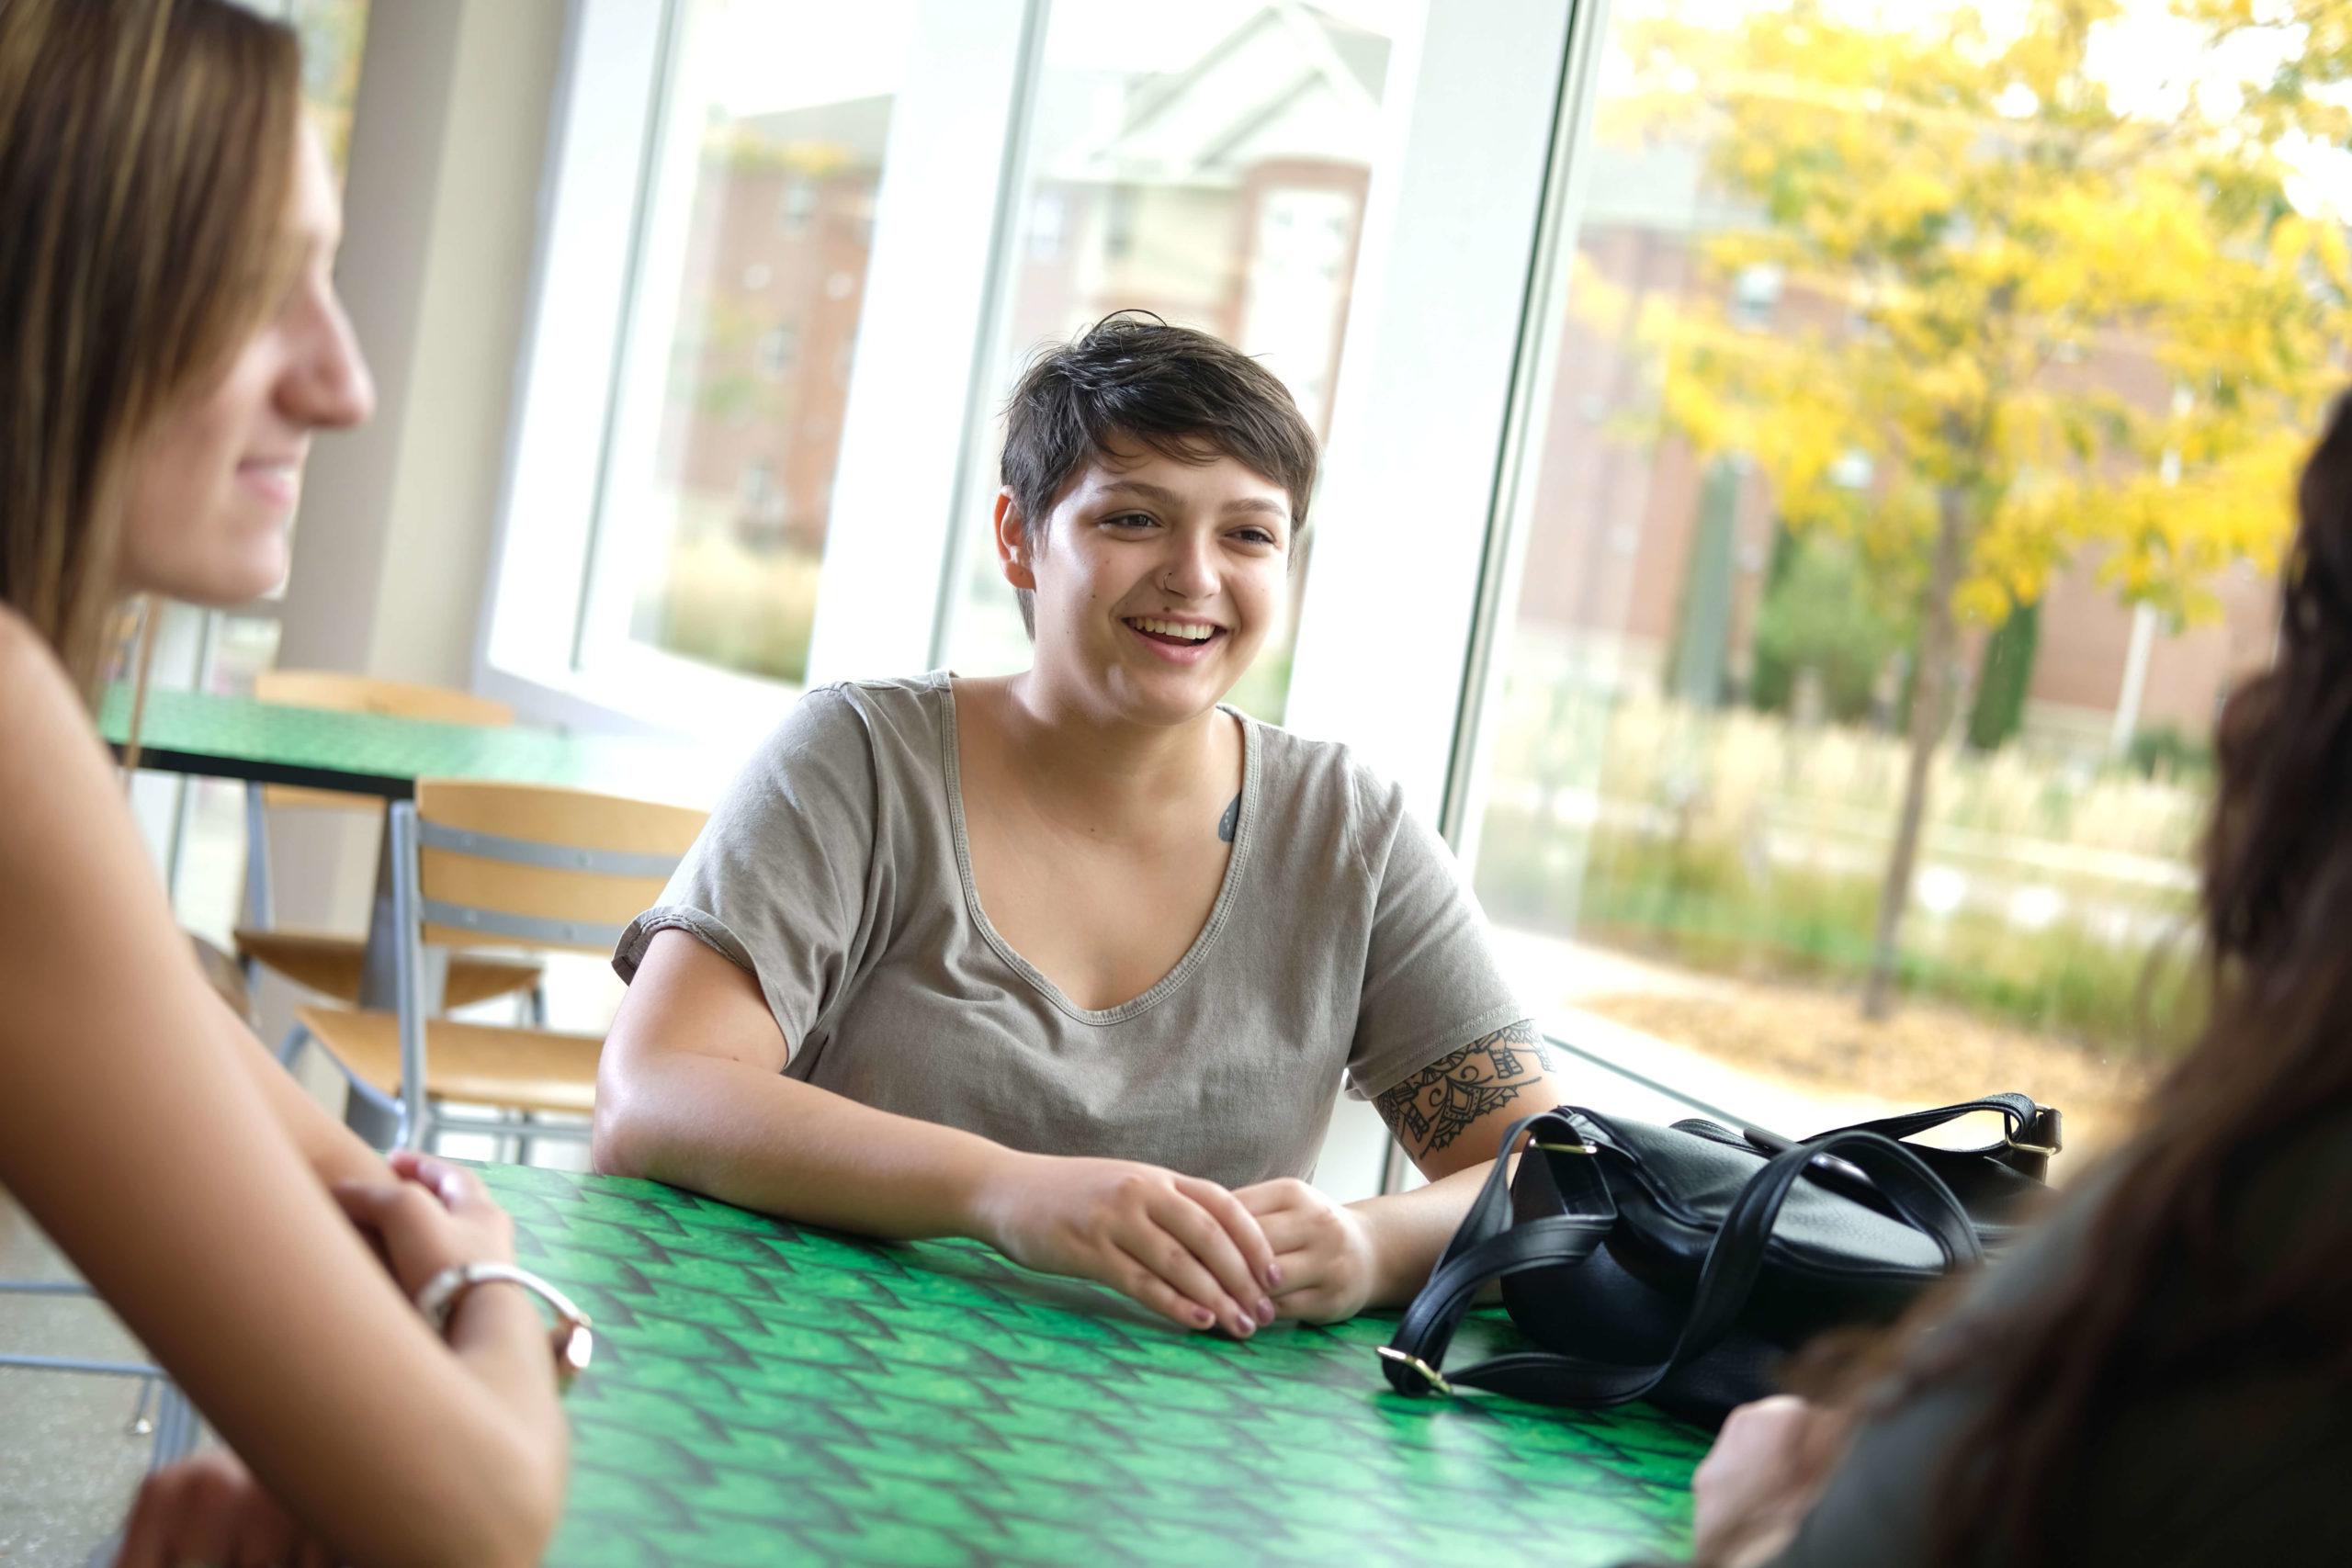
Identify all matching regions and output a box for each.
[613,672,1526,1188]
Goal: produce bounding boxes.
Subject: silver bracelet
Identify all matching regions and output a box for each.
[413,1262,594,1392]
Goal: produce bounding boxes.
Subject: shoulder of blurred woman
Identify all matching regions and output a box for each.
[0,604,121,807]
[1929,1105,2352,1348]
[1764,1124,2352,1568]
[2224,1100,2352,1279]
[0,602,74,717]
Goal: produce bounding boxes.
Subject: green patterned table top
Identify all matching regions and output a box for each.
[100,685,731,805]
[479,1164,1705,1568]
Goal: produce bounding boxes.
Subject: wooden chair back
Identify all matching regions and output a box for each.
[404,780,707,957]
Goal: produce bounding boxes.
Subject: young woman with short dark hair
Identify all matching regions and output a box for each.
[595,313,1575,1337]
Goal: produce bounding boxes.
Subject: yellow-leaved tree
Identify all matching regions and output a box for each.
[1617,0,2351,1019]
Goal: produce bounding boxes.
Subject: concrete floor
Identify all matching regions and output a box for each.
[0,1199,163,1568]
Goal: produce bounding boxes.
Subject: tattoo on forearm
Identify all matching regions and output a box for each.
[1374,1021,1553,1159]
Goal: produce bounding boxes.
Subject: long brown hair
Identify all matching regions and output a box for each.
[1784,395,2352,1566]
[0,0,302,697]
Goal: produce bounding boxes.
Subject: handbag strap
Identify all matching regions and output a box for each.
[1807,1093,2063,1179]
[1381,1111,1617,1393]
[1380,1118,1983,1406]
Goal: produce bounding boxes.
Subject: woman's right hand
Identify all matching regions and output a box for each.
[972,1153,1282,1338]
[331,1149,516,1300]
[1690,1394,1850,1566]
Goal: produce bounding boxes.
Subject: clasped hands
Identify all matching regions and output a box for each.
[973,1153,1383,1337]
[111,1151,514,1568]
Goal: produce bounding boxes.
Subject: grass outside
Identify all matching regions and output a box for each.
[635,530,824,685]
[1480,804,2206,1061]
[1476,687,2215,1069]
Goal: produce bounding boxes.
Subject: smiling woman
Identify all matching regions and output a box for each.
[593,314,1577,1340]
[118,128,374,610]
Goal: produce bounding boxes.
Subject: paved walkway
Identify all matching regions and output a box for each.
[1487,924,1915,1136]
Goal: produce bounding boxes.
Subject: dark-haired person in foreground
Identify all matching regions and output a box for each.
[1678,394,2352,1568]
[593,315,1576,1334]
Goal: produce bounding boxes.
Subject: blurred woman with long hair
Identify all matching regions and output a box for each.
[0,2,570,1562]
[1685,394,2352,1567]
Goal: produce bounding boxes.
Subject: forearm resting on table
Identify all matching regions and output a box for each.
[1346,1156,1511,1309]
[213,991,388,1188]
[594,1048,1022,1244]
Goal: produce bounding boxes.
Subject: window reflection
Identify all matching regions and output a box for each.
[601,0,914,685]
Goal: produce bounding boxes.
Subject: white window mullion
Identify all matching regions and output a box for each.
[1441,0,1617,877]
[1281,0,1576,827]
[799,0,1037,689]
[479,0,670,711]
[571,0,721,683]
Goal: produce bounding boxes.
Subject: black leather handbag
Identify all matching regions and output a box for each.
[1380,1094,2062,1426]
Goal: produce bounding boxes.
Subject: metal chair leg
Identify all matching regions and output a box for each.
[273,1021,309,1069]
[149,1382,199,1468]
[341,1070,404,1152]
[129,1376,157,1437]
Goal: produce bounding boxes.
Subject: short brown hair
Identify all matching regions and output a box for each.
[999,312,1319,635]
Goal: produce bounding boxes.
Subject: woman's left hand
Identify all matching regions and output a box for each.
[1233,1179,1380,1323]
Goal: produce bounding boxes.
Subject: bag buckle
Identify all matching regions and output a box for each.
[1530,1140,1597,1156]
[2005,1107,2063,1160]
[1376,1346,1455,1395]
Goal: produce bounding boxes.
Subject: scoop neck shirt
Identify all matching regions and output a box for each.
[614,671,1526,1186]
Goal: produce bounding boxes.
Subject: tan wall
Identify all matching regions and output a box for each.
[278,0,565,690]
[262,0,567,1048]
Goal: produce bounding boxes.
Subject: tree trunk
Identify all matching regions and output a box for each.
[1861,484,1970,1021]
[1965,597,2039,752]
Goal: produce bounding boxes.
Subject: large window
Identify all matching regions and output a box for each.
[1456,0,2347,1155]
[574,0,915,689]
[938,0,1411,723]
[491,0,1567,1195]
[491,0,2347,1165]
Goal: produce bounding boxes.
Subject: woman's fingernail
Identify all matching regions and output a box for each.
[1256,1298,1276,1325]
[1193,1308,1215,1328]
[1266,1264,1283,1290]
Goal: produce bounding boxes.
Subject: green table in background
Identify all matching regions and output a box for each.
[481,1165,1706,1568]
[105,683,741,1142]
[99,684,732,807]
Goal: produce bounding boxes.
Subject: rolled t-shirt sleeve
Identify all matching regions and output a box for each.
[613,686,876,1064]
[1341,772,1529,1100]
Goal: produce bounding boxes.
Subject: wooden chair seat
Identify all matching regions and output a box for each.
[295,1005,600,1117]
[236,928,541,1010]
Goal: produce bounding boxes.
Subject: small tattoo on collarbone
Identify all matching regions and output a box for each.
[1217,794,1240,843]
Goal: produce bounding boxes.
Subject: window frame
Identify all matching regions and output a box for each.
[478,0,1041,733]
